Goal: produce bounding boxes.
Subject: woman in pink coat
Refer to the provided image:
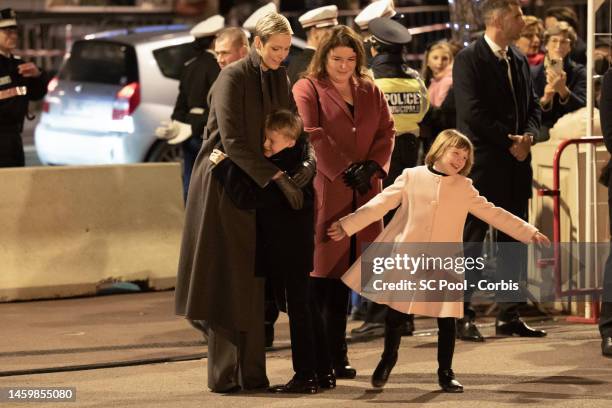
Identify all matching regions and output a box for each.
[293,25,395,380]
[328,129,550,393]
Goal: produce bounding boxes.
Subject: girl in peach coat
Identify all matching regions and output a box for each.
[328,129,550,393]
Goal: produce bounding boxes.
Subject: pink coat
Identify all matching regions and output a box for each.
[293,76,395,279]
[339,166,538,318]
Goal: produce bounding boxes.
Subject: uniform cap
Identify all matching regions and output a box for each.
[368,17,411,45]
[0,8,17,29]
[242,2,277,33]
[355,0,396,31]
[190,15,225,38]
[299,5,338,29]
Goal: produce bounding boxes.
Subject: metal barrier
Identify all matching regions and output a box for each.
[538,136,605,323]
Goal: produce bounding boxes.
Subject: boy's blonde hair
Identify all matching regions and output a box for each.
[265,109,303,141]
[424,129,474,176]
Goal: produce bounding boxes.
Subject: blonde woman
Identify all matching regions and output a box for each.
[175,12,316,393]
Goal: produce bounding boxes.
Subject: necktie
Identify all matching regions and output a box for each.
[498,49,519,134]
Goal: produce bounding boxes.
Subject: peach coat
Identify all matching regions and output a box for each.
[340,166,538,318]
[293,76,395,279]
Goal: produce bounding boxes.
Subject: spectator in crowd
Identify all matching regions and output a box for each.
[531,22,586,142]
[420,41,456,155]
[453,0,545,342]
[293,24,395,380]
[175,12,315,393]
[515,15,545,66]
[544,6,586,66]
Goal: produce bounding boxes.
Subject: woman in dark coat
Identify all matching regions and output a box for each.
[531,21,586,142]
[174,12,314,393]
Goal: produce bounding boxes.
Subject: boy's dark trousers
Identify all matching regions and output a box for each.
[599,183,612,339]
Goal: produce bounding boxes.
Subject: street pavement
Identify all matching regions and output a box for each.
[0,291,610,407]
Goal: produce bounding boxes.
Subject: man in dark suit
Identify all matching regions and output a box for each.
[287,5,338,85]
[453,0,546,341]
[598,69,612,358]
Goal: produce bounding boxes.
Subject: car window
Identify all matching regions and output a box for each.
[60,40,138,85]
[153,42,198,80]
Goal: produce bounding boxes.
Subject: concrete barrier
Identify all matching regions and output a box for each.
[0,164,184,302]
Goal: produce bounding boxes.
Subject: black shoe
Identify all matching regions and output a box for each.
[269,375,318,394]
[438,369,463,393]
[265,324,274,348]
[371,354,398,388]
[351,322,385,338]
[317,372,336,389]
[602,337,612,357]
[495,317,547,337]
[334,364,357,379]
[456,317,484,342]
[189,319,209,340]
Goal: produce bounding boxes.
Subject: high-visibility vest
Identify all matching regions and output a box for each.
[374,76,429,134]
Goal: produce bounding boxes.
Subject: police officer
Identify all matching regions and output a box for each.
[155,15,223,200]
[287,5,338,85]
[350,16,430,339]
[0,8,47,167]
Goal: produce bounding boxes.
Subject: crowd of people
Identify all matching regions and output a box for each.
[1,0,610,398]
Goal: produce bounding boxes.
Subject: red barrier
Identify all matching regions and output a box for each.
[537,137,604,323]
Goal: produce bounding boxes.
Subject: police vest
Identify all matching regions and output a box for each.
[374,77,429,134]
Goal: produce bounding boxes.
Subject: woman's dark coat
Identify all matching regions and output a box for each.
[174,49,294,333]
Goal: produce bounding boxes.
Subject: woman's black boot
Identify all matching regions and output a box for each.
[438,369,463,393]
[371,327,402,388]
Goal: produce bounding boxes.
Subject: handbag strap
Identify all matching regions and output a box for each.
[305,77,322,127]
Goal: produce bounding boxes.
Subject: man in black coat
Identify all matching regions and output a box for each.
[598,69,612,358]
[287,5,338,85]
[453,0,545,341]
[0,8,47,167]
[155,15,223,201]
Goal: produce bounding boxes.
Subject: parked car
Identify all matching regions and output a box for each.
[35,25,307,165]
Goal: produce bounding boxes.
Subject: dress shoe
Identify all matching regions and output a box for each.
[351,322,385,338]
[317,371,336,389]
[334,364,357,379]
[438,369,463,393]
[269,375,318,394]
[602,337,612,357]
[456,317,484,342]
[495,317,547,337]
[371,326,402,388]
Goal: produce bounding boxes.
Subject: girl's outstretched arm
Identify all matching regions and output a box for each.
[335,168,408,239]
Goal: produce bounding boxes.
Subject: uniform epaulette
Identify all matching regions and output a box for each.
[402,65,420,79]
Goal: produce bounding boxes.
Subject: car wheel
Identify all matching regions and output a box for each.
[146,141,183,163]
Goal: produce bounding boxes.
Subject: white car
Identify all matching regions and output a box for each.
[35,25,307,165]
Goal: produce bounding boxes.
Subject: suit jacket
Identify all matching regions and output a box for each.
[454,36,541,205]
[600,71,612,191]
[175,49,294,332]
[340,166,537,318]
[293,75,395,279]
[171,50,220,140]
[287,48,315,86]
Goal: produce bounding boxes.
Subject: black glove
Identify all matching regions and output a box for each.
[343,160,382,195]
[274,172,304,210]
[292,160,316,188]
[292,142,317,188]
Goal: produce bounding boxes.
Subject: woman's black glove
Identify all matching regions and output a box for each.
[275,173,304,210]
[343,160,382,195]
